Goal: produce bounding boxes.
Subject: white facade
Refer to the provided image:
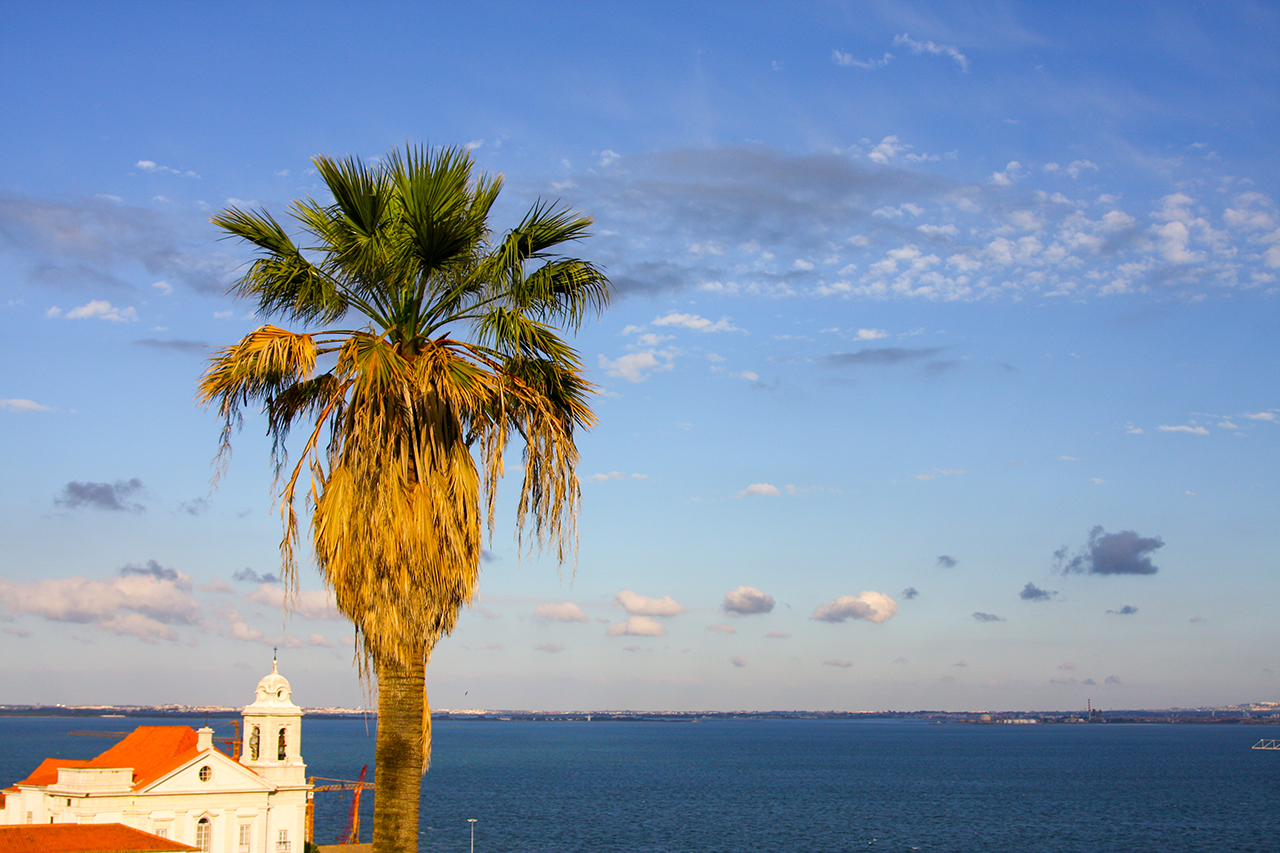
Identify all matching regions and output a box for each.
[1,663,310,853]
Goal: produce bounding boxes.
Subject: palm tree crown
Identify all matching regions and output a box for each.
[199,146,610,852]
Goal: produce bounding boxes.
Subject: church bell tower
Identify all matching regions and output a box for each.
[241,659,306,786]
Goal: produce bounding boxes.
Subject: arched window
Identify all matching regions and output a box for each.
[196,817,212,852]
[277,726,287,761]
[249,725,260,761]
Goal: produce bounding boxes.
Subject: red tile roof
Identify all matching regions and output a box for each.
[14,758,90,788]
[14,727,212,792]
[0,822,198,852]
[86,728,200,790]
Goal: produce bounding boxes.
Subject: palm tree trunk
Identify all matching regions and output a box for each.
[373,647,426,853]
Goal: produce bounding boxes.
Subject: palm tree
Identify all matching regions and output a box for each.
[199,146,610,853]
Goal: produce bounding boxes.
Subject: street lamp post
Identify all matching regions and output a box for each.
[468,818,477,853]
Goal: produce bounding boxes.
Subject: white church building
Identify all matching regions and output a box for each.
[1,662,311,853]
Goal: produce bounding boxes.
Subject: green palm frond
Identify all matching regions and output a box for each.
[212,207,347,324]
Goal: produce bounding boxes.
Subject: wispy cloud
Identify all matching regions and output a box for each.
[0,195,237,295]
[652,312,739,332]
[47,300,137,322]
[892,33,969,72]
[1157,424,1210,435]
[134,338,208,354]
[135,160,200,179]
[833,49,892,70]
[1,398,52,413]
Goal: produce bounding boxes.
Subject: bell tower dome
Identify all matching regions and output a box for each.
[241,658,306,786]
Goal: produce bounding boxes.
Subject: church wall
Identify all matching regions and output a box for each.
[1,663,311,852]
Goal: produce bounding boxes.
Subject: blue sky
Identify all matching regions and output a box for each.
[1,1,1278,712]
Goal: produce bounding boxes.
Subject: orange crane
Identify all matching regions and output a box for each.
[305,768,375,845]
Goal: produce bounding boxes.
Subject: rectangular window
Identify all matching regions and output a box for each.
[276,828,290,852]
[25,812,32,824]
[156,827,168,839]
[239,823,252,853]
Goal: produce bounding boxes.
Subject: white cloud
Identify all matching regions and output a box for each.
[0,565,200,643]
[833,50,893,69]
[248,584,342,620]
[729,656,747,668]
[534,601,589,623]
[598,350,675,382]
[722,586,775,615]
[1244,411,1276,421]
[764,631,791,639]
[1066,160,1099,179]
[706,623,738,634]
[1,398,52,412]
[1154,220,1202,264]
[736,483,780,498]
[226,610,265,643]
[99,612,178,642]
[1157,424,1210,435]
[868,136,909,164]
[597,149,620,167]
[151,280,173,295]
[606,616,666,636]
[47,300,138,322]
[615,590,685,617]
[990,162,1026,187]
[857,328,889,340]
[136,159,200,178]
[652,312,739,332]
[892,34,969,72]
[534,643,564,653]
[811,591,898,623]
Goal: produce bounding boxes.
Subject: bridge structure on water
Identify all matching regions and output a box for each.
[1251,739,1280,750]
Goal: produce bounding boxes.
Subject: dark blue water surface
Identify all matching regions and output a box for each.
[3,716,1278,852]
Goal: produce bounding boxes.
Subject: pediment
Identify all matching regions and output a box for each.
[141,750,275,795]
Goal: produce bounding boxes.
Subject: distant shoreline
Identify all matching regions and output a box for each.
[1,706,1277,725]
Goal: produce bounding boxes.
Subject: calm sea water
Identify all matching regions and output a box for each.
[2,716,1277,852]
